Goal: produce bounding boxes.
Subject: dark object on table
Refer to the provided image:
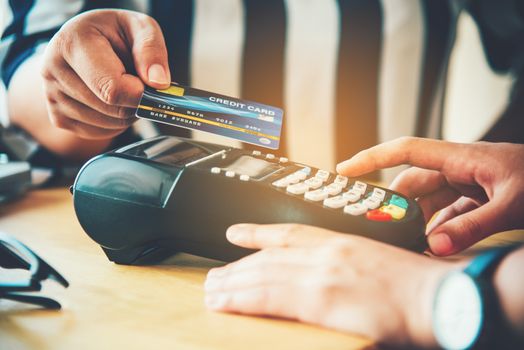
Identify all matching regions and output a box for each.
[0,231,69,309]
[0,153,31,204]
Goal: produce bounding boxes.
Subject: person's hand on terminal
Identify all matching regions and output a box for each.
[205,222,524,348]
[337,137,524,256]
[41,10,171,140]
[205,223,458,348]
[206,223,524,348]
[205,138,524,348]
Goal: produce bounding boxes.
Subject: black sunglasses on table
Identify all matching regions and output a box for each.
[0,231,69,309]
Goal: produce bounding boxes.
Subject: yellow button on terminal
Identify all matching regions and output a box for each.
[379,204,406,220]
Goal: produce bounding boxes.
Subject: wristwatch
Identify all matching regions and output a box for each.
[432,244,520,350]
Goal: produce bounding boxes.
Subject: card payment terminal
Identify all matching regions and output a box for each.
[72,136,427,264]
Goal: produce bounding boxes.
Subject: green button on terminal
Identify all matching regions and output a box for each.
[389,195,408,209]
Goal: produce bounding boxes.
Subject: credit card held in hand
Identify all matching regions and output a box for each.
[135,83,283,149]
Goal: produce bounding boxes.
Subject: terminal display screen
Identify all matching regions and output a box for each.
[120,137,282,178]
[121,138,209,166]
[223,156,282,179]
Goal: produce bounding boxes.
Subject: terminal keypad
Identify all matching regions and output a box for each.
[220,151,409,222]
[271,167,408,222]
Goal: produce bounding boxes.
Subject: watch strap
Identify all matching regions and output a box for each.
[463,243,523,349]
[464,243,523,279]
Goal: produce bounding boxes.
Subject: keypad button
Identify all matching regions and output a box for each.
[287,182,310,195]
[211,167,220,174]
[225,170,235,178]
[299,167,312,176]
[293,170,308,181]
[334,175,348,187]
[239,174,250,182]
[372,188,386,201]
[266,153,275,160]
[352,181,367,195]
[285,173,302,184]
[389,194,409,210]
[342,189,361,203]
[286,182,309,194]
[315,170,330,182]
[344,203,368,216]
[363,196,381,209]
[304,177,323,190]
[304,189,329,202]
[323,195,349,209]
[272,178,290,188]
[325,183,343,196]
[252,150,262,156]
[279,157,288,163]
[366,209,392,222]
[379,204,406,220]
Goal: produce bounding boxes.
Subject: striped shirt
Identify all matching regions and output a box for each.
[1,0,523,181]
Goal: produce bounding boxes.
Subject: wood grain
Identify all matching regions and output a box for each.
[0,188,373,350]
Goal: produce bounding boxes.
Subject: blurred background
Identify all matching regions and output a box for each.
[443,11,511,143]
[0,5,512,145]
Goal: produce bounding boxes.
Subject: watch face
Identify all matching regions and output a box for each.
[433,271,483,350]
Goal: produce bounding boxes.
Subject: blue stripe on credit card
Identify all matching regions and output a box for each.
[135,84,283,149]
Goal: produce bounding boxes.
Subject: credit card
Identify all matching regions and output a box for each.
[135,83,283,149]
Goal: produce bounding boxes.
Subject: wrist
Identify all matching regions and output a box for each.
[431,244,523,349]
[405,259,465,348]
[492,247,524,340]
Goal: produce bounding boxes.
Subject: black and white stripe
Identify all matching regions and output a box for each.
[283,0,340,170]
[189,0,244,147]
[335,0,383,180]
[416,0,456,139]
[5,0,512,178]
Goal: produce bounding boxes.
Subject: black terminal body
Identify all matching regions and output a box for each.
[72,136,427,264]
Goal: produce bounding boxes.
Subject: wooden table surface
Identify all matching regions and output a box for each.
[1,188,523,350]
[0,188,375,350]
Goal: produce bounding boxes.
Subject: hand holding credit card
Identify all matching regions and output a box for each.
[135,83,283,149]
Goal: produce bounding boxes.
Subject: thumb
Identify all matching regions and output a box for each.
[426,199,509,256]
[120,12,171,88]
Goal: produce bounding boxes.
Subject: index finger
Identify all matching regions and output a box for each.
[61,32,143,107]
[226,223,345,249]
[336,137,463,177]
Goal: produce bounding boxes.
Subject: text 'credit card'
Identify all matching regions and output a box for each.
[135,84,283,149]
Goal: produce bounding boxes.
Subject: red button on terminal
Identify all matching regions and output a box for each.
[366,209,392,222]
